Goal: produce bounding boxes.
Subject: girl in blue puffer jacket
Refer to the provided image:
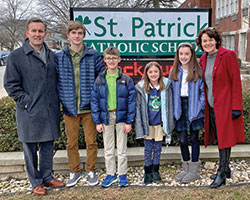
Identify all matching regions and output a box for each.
[170,42,205,183]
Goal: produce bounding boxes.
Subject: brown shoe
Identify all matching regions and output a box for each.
[33,185,46,195]
[44,179,65,188]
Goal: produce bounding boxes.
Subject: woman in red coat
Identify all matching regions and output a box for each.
[195,27,245,188]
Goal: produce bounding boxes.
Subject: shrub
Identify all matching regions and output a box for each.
[0,97,22,152]
[0,91,250,152]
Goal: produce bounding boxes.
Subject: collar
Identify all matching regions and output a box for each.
[106,69,119,79]
[149,83,160,90]
[68,45,84,57]
[22,38,48,55]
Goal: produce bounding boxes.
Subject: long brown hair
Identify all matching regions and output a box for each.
[170,42,202,82]
[142,61,165,94]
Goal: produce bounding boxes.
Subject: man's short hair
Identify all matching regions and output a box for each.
[26,18,47,31]
[66,21,86,35]
[103,47,120,57]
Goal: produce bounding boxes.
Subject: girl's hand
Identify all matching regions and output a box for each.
[96,124,104,133]
[124,124,132,134]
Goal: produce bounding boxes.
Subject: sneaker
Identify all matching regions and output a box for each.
[118,174,128,187]
[87,171,99,186]
[101,175,117,188]
[66,172,82,187]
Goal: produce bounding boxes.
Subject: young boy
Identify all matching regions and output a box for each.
[91,47,136,187]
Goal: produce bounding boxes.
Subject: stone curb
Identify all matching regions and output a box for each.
[0,144,249,178]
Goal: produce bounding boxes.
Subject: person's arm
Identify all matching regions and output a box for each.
[4,53,31,109]
[199,74,205,111]
[90,82,102,125]
[134,85,144,139]
[226,50,243,119]
[126,78,136,125]
[95,52,105,77]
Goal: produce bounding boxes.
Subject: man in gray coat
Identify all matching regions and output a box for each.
[4,18,64,195]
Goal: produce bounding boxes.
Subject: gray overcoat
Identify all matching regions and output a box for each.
[4,39,61,143]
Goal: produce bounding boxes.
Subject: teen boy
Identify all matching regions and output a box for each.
[91,47,136,187]
[55,21,105,187]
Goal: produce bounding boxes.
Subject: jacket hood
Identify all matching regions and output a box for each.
[136,77,170,90]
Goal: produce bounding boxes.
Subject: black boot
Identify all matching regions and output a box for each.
[152,164,161,182]
[210,171,226,188]
[210,169,231,180]
[144,165,153,184]
[211,147,232,180]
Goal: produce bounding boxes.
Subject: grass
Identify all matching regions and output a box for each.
[0,184,249,200]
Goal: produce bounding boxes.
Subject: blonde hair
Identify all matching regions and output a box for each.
[142,61,165,94]
[170,42,202,82]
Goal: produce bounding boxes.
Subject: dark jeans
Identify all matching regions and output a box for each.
[209,106,231,173]
[22,141,54,188]
[178,130,200,162]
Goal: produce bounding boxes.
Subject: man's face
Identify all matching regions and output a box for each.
[25,22,46,50]
[67,28,85,46]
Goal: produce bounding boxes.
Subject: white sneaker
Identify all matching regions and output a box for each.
[66,172,82,187]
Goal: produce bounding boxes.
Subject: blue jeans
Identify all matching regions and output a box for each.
[22,141,54,188]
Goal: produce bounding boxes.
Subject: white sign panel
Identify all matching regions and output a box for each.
[71,8,211,57]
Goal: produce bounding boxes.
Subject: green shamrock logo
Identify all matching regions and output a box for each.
[75,15,91,35]
[83,16,91,25]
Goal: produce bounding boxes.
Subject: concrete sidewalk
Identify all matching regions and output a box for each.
[0,144,249,179]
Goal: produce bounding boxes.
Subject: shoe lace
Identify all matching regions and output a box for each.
[69,173,75,179]
[88,171,94,178]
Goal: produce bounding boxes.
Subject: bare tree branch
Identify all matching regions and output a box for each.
[0,0,33,51]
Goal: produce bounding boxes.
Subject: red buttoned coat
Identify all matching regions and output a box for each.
[200,46,245,149]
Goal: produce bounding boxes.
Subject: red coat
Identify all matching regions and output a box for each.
[200,47,245,149]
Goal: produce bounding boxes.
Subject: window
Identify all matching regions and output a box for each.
[216,0,239,18]
[234,0,238,13]
[222,35,235,51]
[239,33,246,61]
[216,0,221,18]
[243,0,249,8]
[225,0,229,15]
[222,0,225,16]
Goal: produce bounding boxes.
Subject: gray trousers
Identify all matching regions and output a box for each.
[22,141,54,188]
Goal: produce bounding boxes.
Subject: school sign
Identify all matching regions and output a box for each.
[70,8,211,57]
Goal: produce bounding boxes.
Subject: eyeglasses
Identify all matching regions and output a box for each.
[105,57,119,61]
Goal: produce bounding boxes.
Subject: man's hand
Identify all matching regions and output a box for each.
[96,124,104,133]
[124,124,132,134]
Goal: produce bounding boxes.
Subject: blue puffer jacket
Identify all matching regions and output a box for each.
[55,44,105,116]
[91,69,136,125]
[169,66,205,122]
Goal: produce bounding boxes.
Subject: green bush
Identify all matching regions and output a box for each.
[1,91,250,152]
[0,97,22,152]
